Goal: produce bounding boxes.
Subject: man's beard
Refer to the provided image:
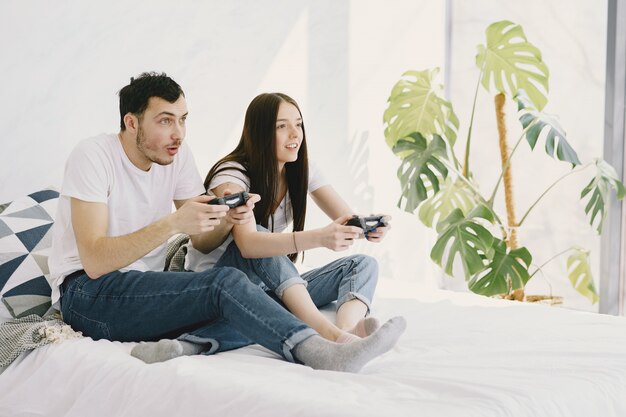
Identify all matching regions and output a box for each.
[136,125,175,166]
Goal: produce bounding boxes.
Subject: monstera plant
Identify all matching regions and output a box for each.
[383,20,625,303]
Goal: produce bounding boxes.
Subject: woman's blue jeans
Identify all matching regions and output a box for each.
[59,267,316,362]
[216,239,379,312]
[188,232,379,352]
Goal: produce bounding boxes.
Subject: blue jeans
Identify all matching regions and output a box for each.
[195,232,378,351]
[216,239,379,312]
[59,268,316,362]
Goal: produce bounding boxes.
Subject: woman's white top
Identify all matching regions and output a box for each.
[185,161,327,271]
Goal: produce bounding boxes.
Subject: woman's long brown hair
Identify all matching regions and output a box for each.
[205,93,309,262]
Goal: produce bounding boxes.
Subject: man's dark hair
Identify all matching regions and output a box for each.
[118,72,185,130]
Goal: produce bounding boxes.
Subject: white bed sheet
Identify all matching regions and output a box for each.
[1,281,625,417]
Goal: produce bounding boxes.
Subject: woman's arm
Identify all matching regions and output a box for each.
[187,183,259,254]
[310,185,354,220]
[210,180,314,257]
[203,183,360,259]
[311,184,393,243]
[232,212,361,258]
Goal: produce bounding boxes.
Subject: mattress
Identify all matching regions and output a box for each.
[1,280,625,417]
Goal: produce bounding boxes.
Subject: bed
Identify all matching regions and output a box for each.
[1,190,626,417]
[1,280,626,417]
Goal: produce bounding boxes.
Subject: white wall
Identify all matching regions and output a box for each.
[1,1,608,309]
[0,0,446,287]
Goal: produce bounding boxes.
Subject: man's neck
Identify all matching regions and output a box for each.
[118,131,151,171]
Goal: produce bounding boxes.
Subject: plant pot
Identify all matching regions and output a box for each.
[524,294,564,305]
[497,288,563,305]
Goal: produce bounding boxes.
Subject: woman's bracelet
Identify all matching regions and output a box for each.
[292,232,299,254]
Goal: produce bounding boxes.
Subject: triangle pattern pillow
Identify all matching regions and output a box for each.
[0,189,59,322]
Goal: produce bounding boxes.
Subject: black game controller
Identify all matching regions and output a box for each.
[207,191,250,208]
[345,215,386,235]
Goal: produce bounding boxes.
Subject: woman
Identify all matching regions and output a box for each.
[186,93,392,344]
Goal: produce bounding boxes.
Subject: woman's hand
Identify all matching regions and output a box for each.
[223,191,260,225]
[317,214,362,251]
[365,214,392,243]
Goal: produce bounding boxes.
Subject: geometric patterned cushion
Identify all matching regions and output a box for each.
[0,189,59,321]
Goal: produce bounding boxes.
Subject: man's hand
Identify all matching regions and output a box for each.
[172,194,229,236]
[72,195,227,280]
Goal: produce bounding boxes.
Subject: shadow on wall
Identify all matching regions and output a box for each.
[0,1,353,204]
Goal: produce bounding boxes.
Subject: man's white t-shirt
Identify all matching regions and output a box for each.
[185,161,327,272]
[47,133,204,306]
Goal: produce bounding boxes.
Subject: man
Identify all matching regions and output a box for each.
[48,72,405,372]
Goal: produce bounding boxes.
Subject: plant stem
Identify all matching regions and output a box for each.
[440,158,508,238]
[517,164,591,227]
[441,159,483,202]
[487,127,531,207]
[462,63,485,178]
[528,247,573,281]
[450,145,463,171]
[494,93,519,250]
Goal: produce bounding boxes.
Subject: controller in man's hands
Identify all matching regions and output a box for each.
[207,191,250,208]
[344,215,386,235]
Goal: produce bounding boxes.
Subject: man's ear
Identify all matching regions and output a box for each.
[123,113,138,132]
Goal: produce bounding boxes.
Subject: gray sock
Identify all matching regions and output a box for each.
[179,340,205,355]
[348,316,381,337]
[293,316,406,373]
[130,339,204,364]
[363,316,381,335]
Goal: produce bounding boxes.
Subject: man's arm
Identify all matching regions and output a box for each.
[73,195,227,279]
[177,197,232,254]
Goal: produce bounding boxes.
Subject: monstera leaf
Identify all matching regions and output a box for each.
[394,133,449,212]
[581,158,626,233]
[516,90,581,166]
[418,177,478,228]
[468,239,532,296]
[476,20,549,110]
[431,205,496,280]
[383,68,459,149]
[566,247,599,304]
